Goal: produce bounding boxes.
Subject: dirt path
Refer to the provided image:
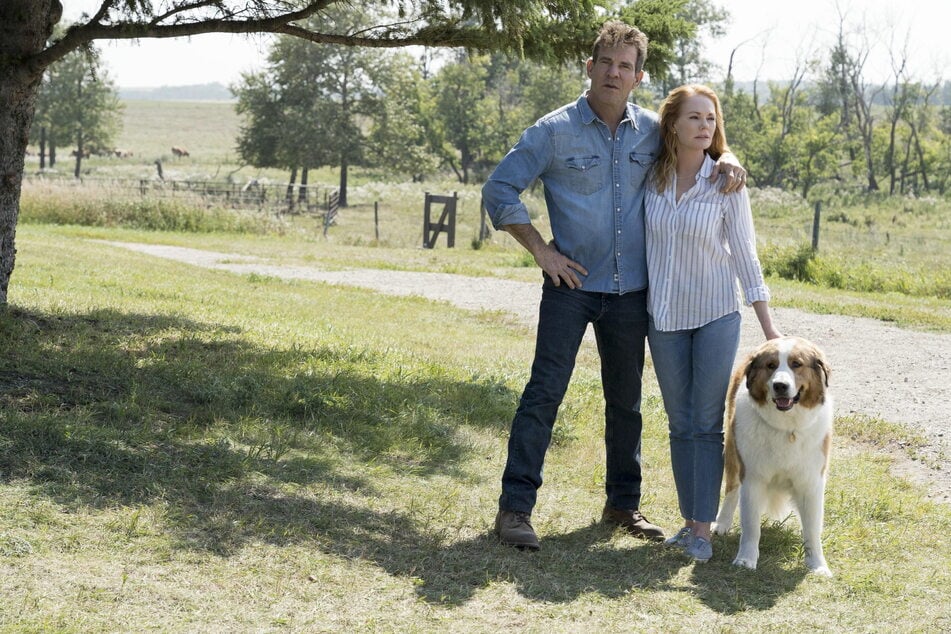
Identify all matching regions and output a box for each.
[102,241,950,503]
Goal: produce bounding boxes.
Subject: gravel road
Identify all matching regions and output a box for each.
[103,241,950,504]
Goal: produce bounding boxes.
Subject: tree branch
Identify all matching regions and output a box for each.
[32,0,335,70]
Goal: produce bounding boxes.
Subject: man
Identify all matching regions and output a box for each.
[482,20,747,550]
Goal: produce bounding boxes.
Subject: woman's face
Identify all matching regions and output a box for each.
[672,94,717,152]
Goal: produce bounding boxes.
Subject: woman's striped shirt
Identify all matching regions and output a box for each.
[644,155,770,332]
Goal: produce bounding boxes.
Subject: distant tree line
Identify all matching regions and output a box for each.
[232,0,707,206]
[29,1,950,206]
[233,2,949,203]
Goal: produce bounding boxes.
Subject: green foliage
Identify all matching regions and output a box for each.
[617,0,694,83]
[656,0,730,94]
[233,5,388,200]
[760,243,951,299]
[365,53,440,180]
[19,188,283,234]
[30,40,123,175]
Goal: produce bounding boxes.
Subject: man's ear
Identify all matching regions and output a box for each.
[633,70,644,87]
[585,58,593,78]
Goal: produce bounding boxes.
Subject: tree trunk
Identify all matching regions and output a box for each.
[74,133,84,179]
[39,126,47,169]
[298,167,309,207]
[285,166,297,213]
[0,0,62,304]
[338,156,349,208]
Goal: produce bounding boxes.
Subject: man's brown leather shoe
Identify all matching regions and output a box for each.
[494,510,541,550]
[601,506,665,541]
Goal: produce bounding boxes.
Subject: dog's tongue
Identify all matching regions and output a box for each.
[774,398,795,411]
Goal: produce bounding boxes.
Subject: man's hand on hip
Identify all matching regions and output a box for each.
[535,242,588,289]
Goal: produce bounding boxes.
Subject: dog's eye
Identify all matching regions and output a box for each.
[790,360,803,369]
[767,362,778,370]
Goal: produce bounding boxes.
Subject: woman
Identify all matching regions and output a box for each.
[645,84,781,563]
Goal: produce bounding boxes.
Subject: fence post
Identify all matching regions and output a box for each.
[374,201,380,242]
[812,201,821,251]
[323,189,340,237]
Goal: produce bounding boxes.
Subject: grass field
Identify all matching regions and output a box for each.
[3,224,950,632]
[5,100,951,631]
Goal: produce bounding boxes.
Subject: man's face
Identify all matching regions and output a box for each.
[585,44,643,110]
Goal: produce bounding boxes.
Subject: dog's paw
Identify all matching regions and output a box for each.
[712,521,731,535]
[807,562,833,577]
[732,557,757,570]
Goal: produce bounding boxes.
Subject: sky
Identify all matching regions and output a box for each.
[64,0,949,88]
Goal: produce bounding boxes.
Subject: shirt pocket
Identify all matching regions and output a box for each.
[629,151,654,189]
[563,155,604,195]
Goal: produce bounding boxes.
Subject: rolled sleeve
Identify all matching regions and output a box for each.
[487,202,532,228]
[743,283,771,305]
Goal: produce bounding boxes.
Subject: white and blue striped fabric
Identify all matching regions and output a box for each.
[644,155,770,332]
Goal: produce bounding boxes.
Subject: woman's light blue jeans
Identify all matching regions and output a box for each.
[647,311,741,522]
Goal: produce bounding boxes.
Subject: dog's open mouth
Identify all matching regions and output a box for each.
[773,391,802,411]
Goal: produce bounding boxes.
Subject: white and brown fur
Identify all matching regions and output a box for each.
[714,336,834,576]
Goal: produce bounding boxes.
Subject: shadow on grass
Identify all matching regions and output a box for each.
[0,305,514,549]
[0,305,811,611]
[308,517,809,612]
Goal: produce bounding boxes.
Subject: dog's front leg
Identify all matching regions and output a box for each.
[714,487,739,535]
[733,480,766,570]
[797,482,832,577]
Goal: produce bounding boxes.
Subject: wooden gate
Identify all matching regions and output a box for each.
[423,192,457,248]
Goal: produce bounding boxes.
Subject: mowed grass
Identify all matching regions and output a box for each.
[1,223,949,632]
[118,100,241,164]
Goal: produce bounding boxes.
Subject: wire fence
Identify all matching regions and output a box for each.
[24,174,337,216]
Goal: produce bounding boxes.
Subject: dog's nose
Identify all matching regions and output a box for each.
[773,381,790,395]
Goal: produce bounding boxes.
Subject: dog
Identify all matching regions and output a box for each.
[714,336,834,577]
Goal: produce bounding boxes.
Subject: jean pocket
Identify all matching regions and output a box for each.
[564,155,604,195]
[629,151,654,188]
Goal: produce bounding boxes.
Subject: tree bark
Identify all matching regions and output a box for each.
[338,156,349,208]
[285,166,297,213]
[0,0,62,304]
[39,126,47,169]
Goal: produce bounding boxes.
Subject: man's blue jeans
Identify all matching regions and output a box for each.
[647,311,741,523]
[499,277,648,514]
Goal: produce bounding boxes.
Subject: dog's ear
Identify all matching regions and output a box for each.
[744,352,760,391]
[744,358,755,390]
[814,354,831,387]
[805,342,831,387]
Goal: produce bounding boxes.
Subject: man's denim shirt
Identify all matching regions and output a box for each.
[482,94,660,294]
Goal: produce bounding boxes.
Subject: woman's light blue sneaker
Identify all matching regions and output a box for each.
[685,535,713,563]
[664,526,692,549]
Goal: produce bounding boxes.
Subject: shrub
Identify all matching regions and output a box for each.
[20,190,286,235]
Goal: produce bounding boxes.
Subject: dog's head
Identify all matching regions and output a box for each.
[744,337,831,412]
